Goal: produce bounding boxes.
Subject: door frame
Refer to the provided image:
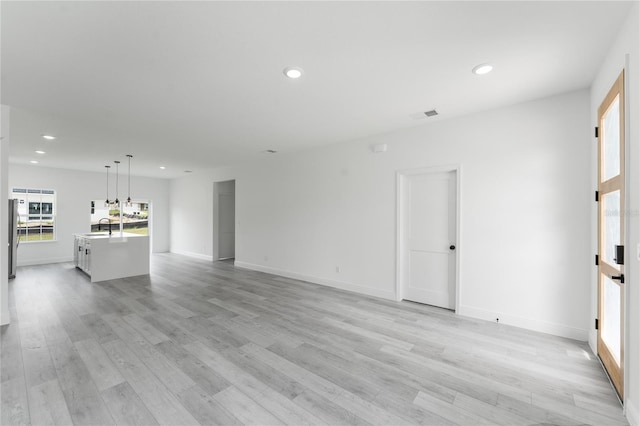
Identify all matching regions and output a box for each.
[396,164,461,311]
[213,179,236,262]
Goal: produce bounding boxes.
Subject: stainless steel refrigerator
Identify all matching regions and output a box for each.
[8,199,18,279]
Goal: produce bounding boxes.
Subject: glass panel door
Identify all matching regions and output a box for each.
[597,70,625,400]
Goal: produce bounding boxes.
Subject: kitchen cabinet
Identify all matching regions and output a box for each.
[74,232,149,282]
[74,235,92,274]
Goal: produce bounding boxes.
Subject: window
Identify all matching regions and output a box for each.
[122,202,149,236]
[90,200,149,236]
[12,188,56,242]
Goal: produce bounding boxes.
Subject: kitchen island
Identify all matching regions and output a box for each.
[74,232,149,282]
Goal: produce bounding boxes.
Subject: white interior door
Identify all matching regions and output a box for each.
[402,170,456,309]
[218,192,235,260]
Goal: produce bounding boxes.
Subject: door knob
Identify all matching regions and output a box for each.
[611,274,625,283]
[449,245,456,250]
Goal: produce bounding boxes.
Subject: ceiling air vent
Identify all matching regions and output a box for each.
[424,109,438,117]
[262,149,278,154]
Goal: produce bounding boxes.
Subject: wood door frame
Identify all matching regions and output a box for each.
[597,70,625,400]
[396,164,461,311]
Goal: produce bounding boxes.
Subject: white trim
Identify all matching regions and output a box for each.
[626,400,639,426]
[458,304,588,341]
[145,200,154,256]
[17,256,72,266]
[1,106,10,326]
[213,179,237,262]
[170,249,214,262]
[212,181,220,262]
[396,164,462,313]
[395,173,403,301]
[0,311,8,325]
[235,261,396,301]
[588,329,597,355]
[623,54,632,419]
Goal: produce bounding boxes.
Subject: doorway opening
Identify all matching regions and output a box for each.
[214,180,235,261]
[397,166,460,311]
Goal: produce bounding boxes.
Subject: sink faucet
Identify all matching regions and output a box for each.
[98,217,112,235]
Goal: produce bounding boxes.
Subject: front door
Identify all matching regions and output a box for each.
[402,170,457,309]
[597,70,625,399]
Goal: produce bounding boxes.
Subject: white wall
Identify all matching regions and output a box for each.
[171,170,224,260]
[1,105,10,325]
[9,164,171,265]
[590,3,640,424]
[171,89,591,340]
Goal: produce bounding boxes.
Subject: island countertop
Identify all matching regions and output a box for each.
[74,231,148,239]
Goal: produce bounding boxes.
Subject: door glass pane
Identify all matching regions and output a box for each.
[602,190,621,270]
[602,275,621,366]
[602,96,620,182]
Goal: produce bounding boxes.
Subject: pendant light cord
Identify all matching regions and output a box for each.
[105,165,111,204]
[126,154,133,204]
[114,161,120,203]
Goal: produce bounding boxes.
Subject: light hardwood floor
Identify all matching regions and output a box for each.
[1,253,628,425]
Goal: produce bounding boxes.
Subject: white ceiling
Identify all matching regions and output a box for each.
[1,1,633,178]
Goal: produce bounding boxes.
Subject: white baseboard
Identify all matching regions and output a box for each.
[17,256,72,266]
[626,400,639,426]
[234,261,396,301]
[588,329,597,355]
[458,304,588,341]
[170,249,214,262]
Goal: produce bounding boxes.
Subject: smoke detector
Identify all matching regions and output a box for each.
[424,109,438,117]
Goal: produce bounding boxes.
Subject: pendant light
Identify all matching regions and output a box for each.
[104,165,111,207]
[126,154,133,206]
[114,160,120,205]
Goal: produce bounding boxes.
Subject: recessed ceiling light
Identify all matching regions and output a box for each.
[30,160,39,164]
[472,63,493,75]
[35,150,46,154]
[159,166,166,170]
[283,67,303,79]
[184,170,193,173]
[42,135,56,140]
